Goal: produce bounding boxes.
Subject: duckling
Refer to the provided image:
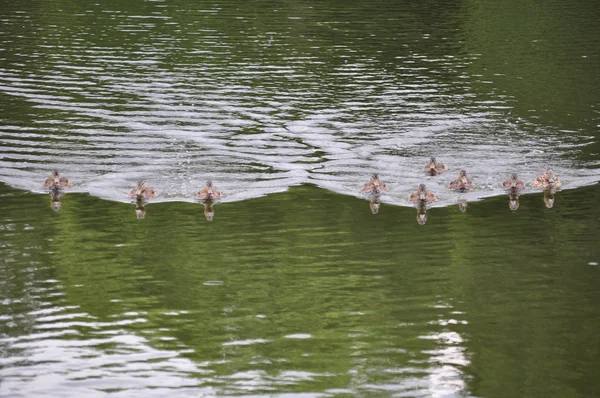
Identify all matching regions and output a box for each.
[128,181,157,200]
[502,173,525,192]
[532,169,561,189]
[43,170,72,189]
[196,180,223,200]
[361,174,389,194]
[448,170,474,191]
[408,184,438,203]
[424,157,448,176]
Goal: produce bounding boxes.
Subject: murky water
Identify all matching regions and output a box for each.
[1,0,600,396]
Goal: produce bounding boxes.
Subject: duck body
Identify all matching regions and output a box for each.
[128,181,157,200]
[408,184,438,203]
[448,170,474,191]
[424,157,448,176]
[361,174,389,194]
[502,173,526,192]
[532,169,561,189]
[196,180,223,200]
[43,170,72,190]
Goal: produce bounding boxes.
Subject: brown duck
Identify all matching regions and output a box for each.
[424,157,448,176]
[128,181,157,200]
[408,184,438,203]
[361,174,389,194]
[43,170,72,189]
[502,173,526,192]
[448,170,474,191]
[532,169,561,189]
[196,180,223,200]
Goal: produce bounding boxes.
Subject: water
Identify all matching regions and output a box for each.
[1,0,600,396]
[1,0,599,205]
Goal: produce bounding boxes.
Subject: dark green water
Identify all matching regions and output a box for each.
[1,182,600,397]
[1,0,600,396]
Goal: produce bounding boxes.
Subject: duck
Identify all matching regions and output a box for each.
[532,169,561,189]
[448,170,474,191]
[43,170,72,190]
[128,181,157,200]
[502,173,525,192]
[196,180,223,200]
[361,174,389,194]
[408,184,438,203]
[424,157,448,176]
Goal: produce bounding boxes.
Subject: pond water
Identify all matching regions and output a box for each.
[1,0,600,397]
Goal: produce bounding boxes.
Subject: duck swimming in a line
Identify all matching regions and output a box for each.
[361,174,389,194]
[424,157,448,176]
[128,181,157,200]
[532,169,561,190]
[43,170,72,190]
[196,180,223,200]
[448,170,474,191]
[502,173,526,192]
[408,184,438,203]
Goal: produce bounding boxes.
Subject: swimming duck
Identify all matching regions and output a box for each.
[196,180,223,200]
[502,173,525,192]
[448,170,474,191]
[408,184,438,203]
[424,157,448,176]
[128,181,157,200]
[43,170,72,190]
[532,169,561,189]
[361,174,389,194]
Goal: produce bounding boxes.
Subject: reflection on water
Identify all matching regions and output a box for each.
[544,189,556,209]
[1,182,600,397]
[134,199,147,220]
[1,0,600,395]
[202,199,216,221]
[508,192,520,211]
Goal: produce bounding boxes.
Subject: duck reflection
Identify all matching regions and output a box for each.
[134,199,147,219]
[544,189,556,208]
[369,197,380,215]
[458,198,468,213]
[508,192,520,211]
[203,199,216,221]
[49,188,63,212]
[416,201,428,225]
